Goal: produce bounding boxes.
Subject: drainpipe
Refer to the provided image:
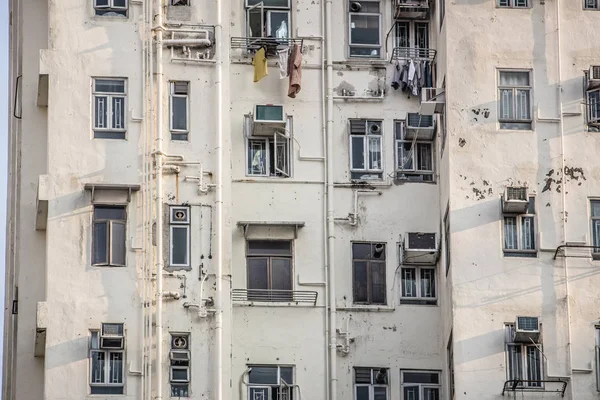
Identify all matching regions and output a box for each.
[154,0,165,398]
[324,1,337,400]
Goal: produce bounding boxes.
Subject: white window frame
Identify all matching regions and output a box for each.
[245,0,291,39]
[596,327,600,391]
[400,266,436,304]
[94,0,128,15]
[400,370,441,400]
[169,206,191,267]
[170,0,190,5]
[170,333,191,396]
[394,21,429,50]
[353,367,389,400]
[505,324,544,388]
[247,365,294,400]
[394,120,434,181]
[497,0,530,7]
[497,69,532,130]
[245,116,292,178]
[93,78,127,139]
[348,1,382,58]
[89,328,125,394]
[587,89,600,126]
[170,81,189,138]
[503,197,536,256]
[349,119,384,179]
[591,200,600,258]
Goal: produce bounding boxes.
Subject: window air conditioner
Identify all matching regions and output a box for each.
[100,324,124,350]
[513,316,540,343]
[589,66,600,90]
[420,88,445,116]
[403,232,438,265]
[252,104,286,136]
[405,113,435,140]
[502,187,529,213]
[394,0,429,20]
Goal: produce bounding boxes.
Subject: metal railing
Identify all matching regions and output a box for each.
[232,289,318,305]
[501,379,567,397]
[230,37,304,56]
[390,47,436,62]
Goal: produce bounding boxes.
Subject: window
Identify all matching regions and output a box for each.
[90,323,124,395]
[395,121,434,182]
[171,0,189,5]
[440,81,447,154]
[246,0,291,39]
[596,327,600,391]
[401,267,436,305]
[505,324,543,387]
[352,242,386,305]
[92,206,126,266]
[585,0,599,9]
[246,240,293,300]
[170,206,190,267]
[350,119,383,180]
[591,200,600,259]
[248,365,293,400]
[348,0,382,58]
[245,115,291,178]
[400,370,441,400]
[503,197,536,257]
[170,81,189,141]
[447,333,455,399]
[94,0,128,16]
[354,367,388,400]
[170,333,190,397]
[497,0,529,7]
[395,22,429,49]
[498,70,532,130]
[444,205,450,276]
[93,78,127,139]
[587,89,600,128]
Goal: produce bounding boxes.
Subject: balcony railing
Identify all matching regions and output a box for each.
[501,380,568,397]
[390,47,436,62]
[230,37,304,56]
[394,0,430,19]
[232,289,318,305]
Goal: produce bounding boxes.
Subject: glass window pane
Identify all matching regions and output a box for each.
[247,0,290,6]
[352,243,372,259]
[172,384,189,397]
[351,136,366,170]
[592,201,600,217]
[172,96,187,131]
[271,258,292,290]
[521,217,535,250]
[402,268,416,297]
[421,269,436,298]
[350,15,380,46]
[356,386,369,400]
[593,220,600,250]
[93,222,108,265]
[403,372,440,384]
[507,344,523,381]
[171,226,189,265]
[399,142,414,170]
[247,258,269,289]
[173,81,189,94]
[112,97,125,129]
[374,387,387,400]
[247,9,263,38]
[353,261,368,302]
[109,352,123,383]
[516,89,531,120]
[91,351,106,383]
[249,387,269,400]
[172,367,189,381]
[403,386,420,400]
[371,261,386,304]
[267,11,289,38]
[247,240,292,256]
[423,388,439,400]
[396,22,410,47]
[96,0,110,6]
[280,367,294,384]
[500,71,530,86]
[94,207,126,220]
[415,23,429,49]
[111,222,126,266]
[526,347,542,386]
[95,96,108,128]
[417,143,432,171]
[504,217,517,249]
[368,136,382,171]
[249,366,279,384]
[95,79,125,93]
[248,140,267,175]
[113,0,127,7]
[499,89,514,120]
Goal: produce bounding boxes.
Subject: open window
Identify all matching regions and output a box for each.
[354,367,388,400]
[248,365,294,400]
[245,111,292,178]
[246,0,291,39]
[503,196,536,258]
[395,120,434,182]
[92,206,127,267]
[349,119,383,180]
[505,323,543,388]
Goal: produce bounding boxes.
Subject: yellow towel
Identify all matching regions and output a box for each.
[253,48,268,83]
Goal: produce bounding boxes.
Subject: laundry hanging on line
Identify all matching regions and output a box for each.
[391,59,433,96]
[252,47,268,83]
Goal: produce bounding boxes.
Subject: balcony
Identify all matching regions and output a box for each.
[394,0,430,19]
[230,37,304,56]
[390,47,436,62]
[232,289,318,305]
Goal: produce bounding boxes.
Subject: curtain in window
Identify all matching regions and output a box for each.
[248,140,267,175]
[500,72,529,86]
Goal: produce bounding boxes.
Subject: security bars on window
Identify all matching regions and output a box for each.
[401,266,436,305]
[498,70,532,130]
[497,0,529,7]
[89,323,125,395]
[505,324,543,388]
[247,365,294,400]
[93,78,127,139]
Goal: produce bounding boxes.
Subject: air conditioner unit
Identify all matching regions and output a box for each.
[403,232,438,265]
[513,316,540,343]
[405,113,435,140]
[394,0,429,19]
[502,187,529,213]
[170,207,190,224]
[420,88,445,116]
[100,324,124,350]
[252,104,286,136]
[588,66,600,90]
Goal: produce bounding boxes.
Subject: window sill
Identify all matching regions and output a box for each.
[91,264,127,268]
[91,14,129,21]
[337,305,394,312]
[400,299,438,306]
[503,250,537,258]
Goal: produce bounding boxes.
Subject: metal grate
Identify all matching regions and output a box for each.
[408,233,436,250]
[390,47,436,62]
[502,379,567,397]
[230,37,303,56]
[394,0,430,19]
[407,113,434,128]
[232,289,318,305]
[506,187,527,201]
[517,316,539,331]
[592,66,600,80]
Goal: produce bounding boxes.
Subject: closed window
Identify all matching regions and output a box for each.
[395,120,434,182]
[90,323,124,395]
[498,70,532,130]
[352,242,386,305]
[505,324,543,388]
[247,240,293,301]
[400,370,441,400]
[591,200,600,258]
[92,206,127,266]
[395,22,429,50]
[503,197,536,257]
[587,90,600,127]
[354,367,388,400]
[497,0,529,7]
[248,365,294,400]
[444,205,450,275]
[171,0,189,5]
[94,0,128,16]
[93,78,127,139]
[350,119,383,180]
[401,267,436,305]
[170,206,190,267]
[170,333,190,397]
[585,0,599,9]
[246,0,291,39]
[170,82,189,141]
[348,0,381,58]
[596,327,600,391]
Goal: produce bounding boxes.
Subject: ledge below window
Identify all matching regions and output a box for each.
[232,289,318,306]
[503,249,537,258]
[400,298,437,306]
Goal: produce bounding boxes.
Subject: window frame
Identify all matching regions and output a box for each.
[348,0,382,59]
[585,0,600,10]
[354,367,389,400]
[247,364,294,400]
[505,324,544,388]
[92,205,127,267]
[400,369,441,400]
[351,242,387,305]
[394,120,434,182]
[497,69,533,130]
[170,81,190,140]
[89,327,125,395]
[170,332,191,397]
[94,0,129,16]
[502,197,537,257]
[349,119,384,180]
[400,266,437,305]
[245,0,292,39]
[591,200,600,259]
[170,0,190,5]
[92,78,127,139]
[246,240,294,292]
[496,0,530,7]
[596,326,600,391]
[586,89,600,127]
[169,206,191,267]
[245,116,292,178]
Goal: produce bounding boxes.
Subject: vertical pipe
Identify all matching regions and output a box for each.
[154,0,164,398]
[324,1,337,400]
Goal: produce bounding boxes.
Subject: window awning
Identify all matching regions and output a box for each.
[84,183,141,203]
[237,221,305,238]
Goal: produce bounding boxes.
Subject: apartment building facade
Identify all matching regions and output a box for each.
[4,0,600,399]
